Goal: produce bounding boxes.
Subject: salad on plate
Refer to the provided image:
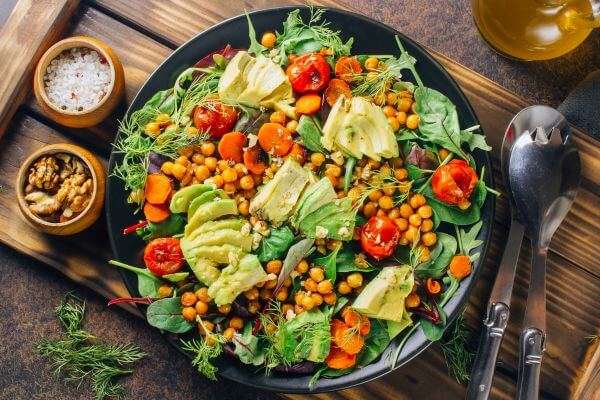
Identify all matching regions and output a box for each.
[110,6,495,384]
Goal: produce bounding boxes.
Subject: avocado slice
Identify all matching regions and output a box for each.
[169,184,212,214]
[207,254,267,306]
[184,244,245,265]
[249,157,310,226]
[352,265,414,322]
[187,189,228,220]
[185,199,238,236]
[321,96,348,150]
[186,218,245,241]
[291,177,337,228]
[334,125,362,159]
[181,229,252,252]
[190,258,221,286]
[218,51,254,103]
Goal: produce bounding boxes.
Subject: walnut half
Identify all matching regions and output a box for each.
[28,156,60,190]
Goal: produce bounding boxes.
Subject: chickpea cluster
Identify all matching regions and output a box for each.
[239,259,293,316]
[292,259,337,315]
[143,113,198,139]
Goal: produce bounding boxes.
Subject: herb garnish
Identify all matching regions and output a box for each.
[180,317,227,380]
[439,310,476,384]
[36,291,145,400]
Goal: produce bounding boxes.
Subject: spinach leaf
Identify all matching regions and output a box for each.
[343,157,356,193]
[233,323,265,366]
[331,297,349,318]
[163,272,189,283]
[313,245,341,284]
[387,309,414,340]
[257,225,295,263]
[421,304,447,341]
[423,186,481,226]
[234,105,268,135]
[413,87,466,159]
[137,214,185,241]
[276,238,315,289]
[109,260,163,298]
[356,319,390,366]
[472,179,488,208]
[297,115,326,153]
[416,232,457,278]
[146,297,194,333]
[336,245,378,273]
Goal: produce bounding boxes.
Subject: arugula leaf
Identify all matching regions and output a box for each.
[276,238,315,290]
[313,245,341,284]
[413,87,466,159]
[137,214,185,241]
[233,323,265,366]
[416,232,457,278]
[421,303,447,341]
[257,225,295,263]
[245,13,268,56]
[457,221,484,261]
[146,297,194,333]
[297,115,326,153]
[460,127,492,152]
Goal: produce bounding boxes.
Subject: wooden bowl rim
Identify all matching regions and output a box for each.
[16,144,100,228]
[34,36,117,116]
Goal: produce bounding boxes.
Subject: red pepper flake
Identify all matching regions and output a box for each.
[71,92,76,99]
[100,56,107,64]
[75,72,81,78]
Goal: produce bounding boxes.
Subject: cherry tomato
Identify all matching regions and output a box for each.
[431,159,478,204]
[193,101,238,138]
[360,216,401,260]
[286,53,331,93]
[143,237,185,276]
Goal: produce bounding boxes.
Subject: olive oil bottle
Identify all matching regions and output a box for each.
[472,0,599,60]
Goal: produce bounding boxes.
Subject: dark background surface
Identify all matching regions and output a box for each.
[0,0,598,399]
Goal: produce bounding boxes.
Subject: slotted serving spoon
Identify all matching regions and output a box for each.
[508,122,580,400]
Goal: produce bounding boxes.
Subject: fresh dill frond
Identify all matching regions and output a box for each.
[180,317,227,380]
[355,168,412,209]
[36,292,146,400]
[439,310,476,384]
[301,5,353,58]
[173,67,221,124]
[351,53,416,100]
[257,302,290,375]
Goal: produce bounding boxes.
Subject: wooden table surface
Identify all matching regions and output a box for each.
[0,1,598,400]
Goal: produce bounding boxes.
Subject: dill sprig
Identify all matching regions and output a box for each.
[172,67,221,124]
[180,317,226,381]
[355,168,412,211]
[439,310,477,384]
[36,291,146,400]
[350,53,416,99]
[297,5,352,58]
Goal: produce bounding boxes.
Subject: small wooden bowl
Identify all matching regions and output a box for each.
[16,144,106,235]
[33,36,124,128]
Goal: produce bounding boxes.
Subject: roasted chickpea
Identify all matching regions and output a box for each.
[396,111,407,126]
[265,279,277,290]
[337,281,351,295]
[409,193,426,209]
[294,304,305,315]
[383,105,396,118]
[386,92,398,106]
[184,126,199,136]
[377,208,387,217]
[182,306,197,322]
[158,284,173,298]
[399,203,414,218]
[238,200,250,215]
[388,116,400,132]
[421,218,434,233]
[239,175,254,190]
[398,98,412,113]
[309,267,325,283]
[395,217,409,231]
[260,288,273,301]
[301,296,315,311]
[368,189,383,202]
[192,153,205,165]
[211,174,224,188]
[223,327,236,342]
[218,304,231,315]
[199,320,215,335]
[229,316,244,330]
[373,92,385,105]
[261,32,276,48]
[294,291,306,305]
[248,300,261,314]
[323,292,337,305]
[378,195,394,210]
[406,114,420,130]
[438,148,451,160]
[195,287,212,303]
[223,182,236,194]
[310,152,325,167]
[244,287,259,300]
[304,278,318,292]
[417,205,433,219]
[422,232,438,247]
[161,161,174,175]
[364,57,378,70]
[347,273,363,288]
[317,280,334,294]
[269,111,287,125]
[409,213,422,227]
[388,208,401,220]
[283,276,292,287]
[266,260,282,275]
[195,165,210,181]
[195,300,209,316]
[325,164,342,177]
[406,293,421,308]
[458,199,471,210]
[144,122,161,137]
[295,259,309,274]
[404,225,419,243]
[311,293,324,307]
[204,157,218,171]
[171,163,186,180]
[394,168,408,181]
[198,141,214,156]
[181,291,198,306]
[420,246,431,262]
[363,202,378,218]
[286,119,299,133]
[276,287,289,302]
[282,303,294,316]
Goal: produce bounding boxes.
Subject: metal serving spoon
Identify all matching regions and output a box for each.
[467,105,567,400]
[508,120,580,400]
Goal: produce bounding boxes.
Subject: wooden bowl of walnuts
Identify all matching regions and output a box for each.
[16,143,105,235]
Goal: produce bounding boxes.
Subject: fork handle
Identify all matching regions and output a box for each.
[516,328,545,400]
[466,302,510,399]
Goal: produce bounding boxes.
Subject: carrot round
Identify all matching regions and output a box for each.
[145,173,172,204]
[449,255,472,279]
[257,122,293,156]
[427,278,442,295]
[325,347,356,370]
[284,143,306,164]
[243,145,268,175]
[334,56,362,83]
[295,94,322,116]
[218,132,246,163]
[325,78,351,107]
[344,310,371,336]
[143,202,170,223]
[331,319,364,355]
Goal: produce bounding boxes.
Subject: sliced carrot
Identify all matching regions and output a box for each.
[143,202,170,223]
[295,94,322,115]
[334,56,362,83]
[449,255,472,279]
[257,122,293,156]
[243,145,268,175]
[218,131,246,163]
[427,278,441,295]
[284,143,306,163]
[325,346,356,370]
[144,173,172,204]
[325,78,351,107]
[344,310,371,336]
[331,319,364,355]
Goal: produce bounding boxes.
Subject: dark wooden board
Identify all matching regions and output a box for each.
[0,1,597,399]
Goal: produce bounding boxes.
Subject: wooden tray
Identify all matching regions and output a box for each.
[0,1,598,399]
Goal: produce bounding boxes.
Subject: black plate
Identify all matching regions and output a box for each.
[107,6,495,394]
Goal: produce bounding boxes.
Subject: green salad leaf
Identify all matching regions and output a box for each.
[146,297,195,333]
[416,232,457,278]
[336,245,377,273]
[356,319,390,366]
[421,303,447,341]
[276,309,331,363]
[233,323,266,366]
[297,115,327,153]
[257,225,295,263]
[277,238,315,289]
[109,260,163,298]
[137,214,185,241]
[313,245,341,284]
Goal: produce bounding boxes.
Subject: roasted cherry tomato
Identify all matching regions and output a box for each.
[360,216,400,260]
[431,159,478,205]
[285,53,331,93]
[193,101,238,138]
[143,237,184,276]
